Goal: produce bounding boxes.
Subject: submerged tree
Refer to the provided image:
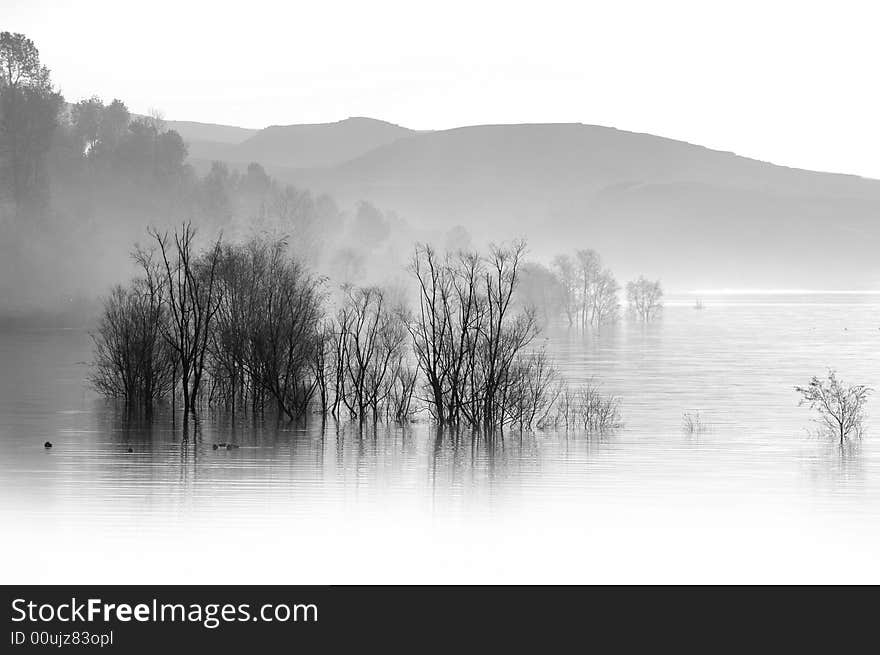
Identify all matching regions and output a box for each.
[563,249,621,328]
[89,281,174,411]
[796,370,872,445]
[207,237,325,419]
[574,249,601,328]
[151,222,222,422]
[332,286,410,422]
[406,241,544,432]
[590,269,620,327]
[90,246,174,411]
[92,231,328,424]
[626,276,663,322]
[517,262,563,327]
[90,227,632,436]
[552,254,578,326]
[242,239,325,419]
[549,380,622,432]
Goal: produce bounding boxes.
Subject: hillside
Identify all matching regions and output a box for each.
[183,117,416,169]
[258,123,880,290]
[166,120,259,144]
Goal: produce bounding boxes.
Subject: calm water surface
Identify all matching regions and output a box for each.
[3,293,880,583]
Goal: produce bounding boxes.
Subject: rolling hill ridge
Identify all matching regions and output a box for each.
[178,119,880,289]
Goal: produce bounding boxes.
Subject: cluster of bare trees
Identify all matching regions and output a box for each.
[407,241,568,431]
[91,224,221,419]
[91,223,418,427]
[517,248,663,329]
[550,249,661,328]
[150,224,223,420]
[328,286,415,423]
[89,279,174,411]
[92,228,627,435]
[94,229,878,448]
[206,237,324,420]
[626,276,663,322]
[91,224,325,426]
[550,381,622,432]
[552,249,620,328]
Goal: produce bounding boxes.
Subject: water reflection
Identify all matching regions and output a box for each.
[3,295,880,551]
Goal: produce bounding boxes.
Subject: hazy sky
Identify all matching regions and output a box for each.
[7,0,880,177]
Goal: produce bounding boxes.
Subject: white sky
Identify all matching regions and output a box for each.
[6,0,880,178]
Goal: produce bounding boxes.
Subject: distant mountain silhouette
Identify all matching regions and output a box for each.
[184,120,880,289]
[278,123,880,289]
[182,117,415,169]
[166,120,259,144]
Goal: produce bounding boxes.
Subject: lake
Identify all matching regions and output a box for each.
[3,292,880,583]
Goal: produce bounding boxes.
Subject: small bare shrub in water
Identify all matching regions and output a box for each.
[90,280,174,411]
[549,380,622,433]
[506,348,562,430]
[796,370,871,445]
[682,411,706,434]
[577,382,623,432]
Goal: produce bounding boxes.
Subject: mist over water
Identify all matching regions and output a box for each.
[3,292,879,583]
[4,6,880,601]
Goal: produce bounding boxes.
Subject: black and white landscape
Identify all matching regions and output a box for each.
[2,2,880,584]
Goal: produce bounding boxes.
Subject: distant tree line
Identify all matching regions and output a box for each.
[0,30,377,308]
[0,32,63,206]
[53,95,345,258]
[516,248,663,328]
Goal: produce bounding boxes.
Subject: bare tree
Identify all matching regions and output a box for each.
[385,364,418,423]
[89,281,174,411]
[248,240,324,419]
[334,286,408,422]
[479,242,538,430]
[90,246,174,411]
[406,240,538,433]
[682,411,706,434]
[206,237,325,420]
[569,249,620,328]
[313,320,334,417]
[131,245,175,412]
[442,249,484,426]
[576,382,622,432]
[796,370,872,445]
[506,348,561,430]
[574,249,601,328]
[552,254,578,326]
[627,276,663,322]
[206,241,255,416]
[590,269,620,327]
[151,222,222,425]
[407,244,453,424]
[517,262,563,327]
[546,379,622,433]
